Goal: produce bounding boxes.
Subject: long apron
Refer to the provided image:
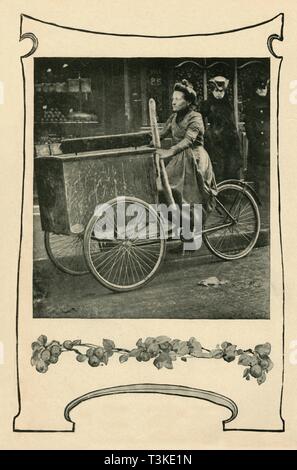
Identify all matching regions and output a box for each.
[163,112,217,216]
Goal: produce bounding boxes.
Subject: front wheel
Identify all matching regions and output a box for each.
[203,183,261,260]
[83,196,166,292]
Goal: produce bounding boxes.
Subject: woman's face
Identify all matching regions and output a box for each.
[256,86,268,97]
[172,91,190,112]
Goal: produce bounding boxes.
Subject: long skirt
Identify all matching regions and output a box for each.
[164,145,217,217]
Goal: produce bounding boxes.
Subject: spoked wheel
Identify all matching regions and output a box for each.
[203,183,260,260]
[84,196,166,292]
[44,231,89,275]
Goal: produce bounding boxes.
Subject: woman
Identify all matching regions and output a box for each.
[156,79,217,237]
[200,76,241,181]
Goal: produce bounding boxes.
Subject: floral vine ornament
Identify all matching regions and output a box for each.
[31,335,273,385]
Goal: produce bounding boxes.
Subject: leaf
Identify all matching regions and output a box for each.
[188,337,197,346]
[129,348,140,357]
[225,345,237,354]
[86,348,95,357]
[103,338,115,351]
[190,351,204,358]
[159,352,174,369]
[72,339,82,346]
[136,338,144,348]
[31,348,42,366]
[223,345,237,362]
[238,353,257,367]
[221,342,232,349]
[36,359,48,373]
[102,352,109,365]
[188,338,203,356]
[259,357,273,372]
[144,337,155,347]
[159,341,172,351]
[49,355,59,364]
[164,361,173,369]
[223,354,236,363]
[147,342,160,355]
[153,357,163,369]
[37,335,47,346]
[255,343,271,357]
[243,368,250,378]
[175,341,189,356]
[171,339,181,349]
[40,349,51,362]
[76,354,87,363]
[211,349,224,359]
[156,336,171,344]
[266,358,274,372]
[94,347,104,359]
[189,341,204,357]
[257,372,267,385]
[169,351,177,361]
[153,352,173,370]
[119,354,129,364]
[181,357,187,362]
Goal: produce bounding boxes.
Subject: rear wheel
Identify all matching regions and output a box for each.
[84,196,166,292]
[44,231,89,275]
[203,183,260,260]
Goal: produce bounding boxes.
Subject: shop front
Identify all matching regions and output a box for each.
[34,57,269,142]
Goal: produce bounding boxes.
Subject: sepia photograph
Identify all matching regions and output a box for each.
[3,0,293,444]
[33,56,270,319]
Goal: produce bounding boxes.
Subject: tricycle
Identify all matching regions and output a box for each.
[35,100,260,292]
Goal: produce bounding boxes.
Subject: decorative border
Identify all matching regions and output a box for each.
[31,335,273,385]
[14,12,285,433]
[64,384,239,432]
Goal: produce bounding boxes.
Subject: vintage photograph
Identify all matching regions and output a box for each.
[33,57,270,319]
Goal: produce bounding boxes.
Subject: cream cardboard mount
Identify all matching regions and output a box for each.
[14,13,284,432]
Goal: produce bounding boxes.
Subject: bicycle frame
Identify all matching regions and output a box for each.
[202,180,256,235]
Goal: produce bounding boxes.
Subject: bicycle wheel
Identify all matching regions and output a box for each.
[44,231,89,275]
[203,183,260,260]
[84,196,166,292]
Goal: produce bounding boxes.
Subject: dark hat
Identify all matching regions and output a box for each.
[209,76,229,91]
[254,75,269,89]
[174,79,197,104]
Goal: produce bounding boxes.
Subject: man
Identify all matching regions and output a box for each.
[244,75,270,204]
[200,76,241,182]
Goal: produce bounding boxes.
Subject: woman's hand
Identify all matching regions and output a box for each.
[156,148,173,159]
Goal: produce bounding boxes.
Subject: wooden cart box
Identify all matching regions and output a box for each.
[35,146,157,235]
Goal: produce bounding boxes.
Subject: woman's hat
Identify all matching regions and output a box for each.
[174,79,197,104]
[209,76,230,91]
[254,75,269,89]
